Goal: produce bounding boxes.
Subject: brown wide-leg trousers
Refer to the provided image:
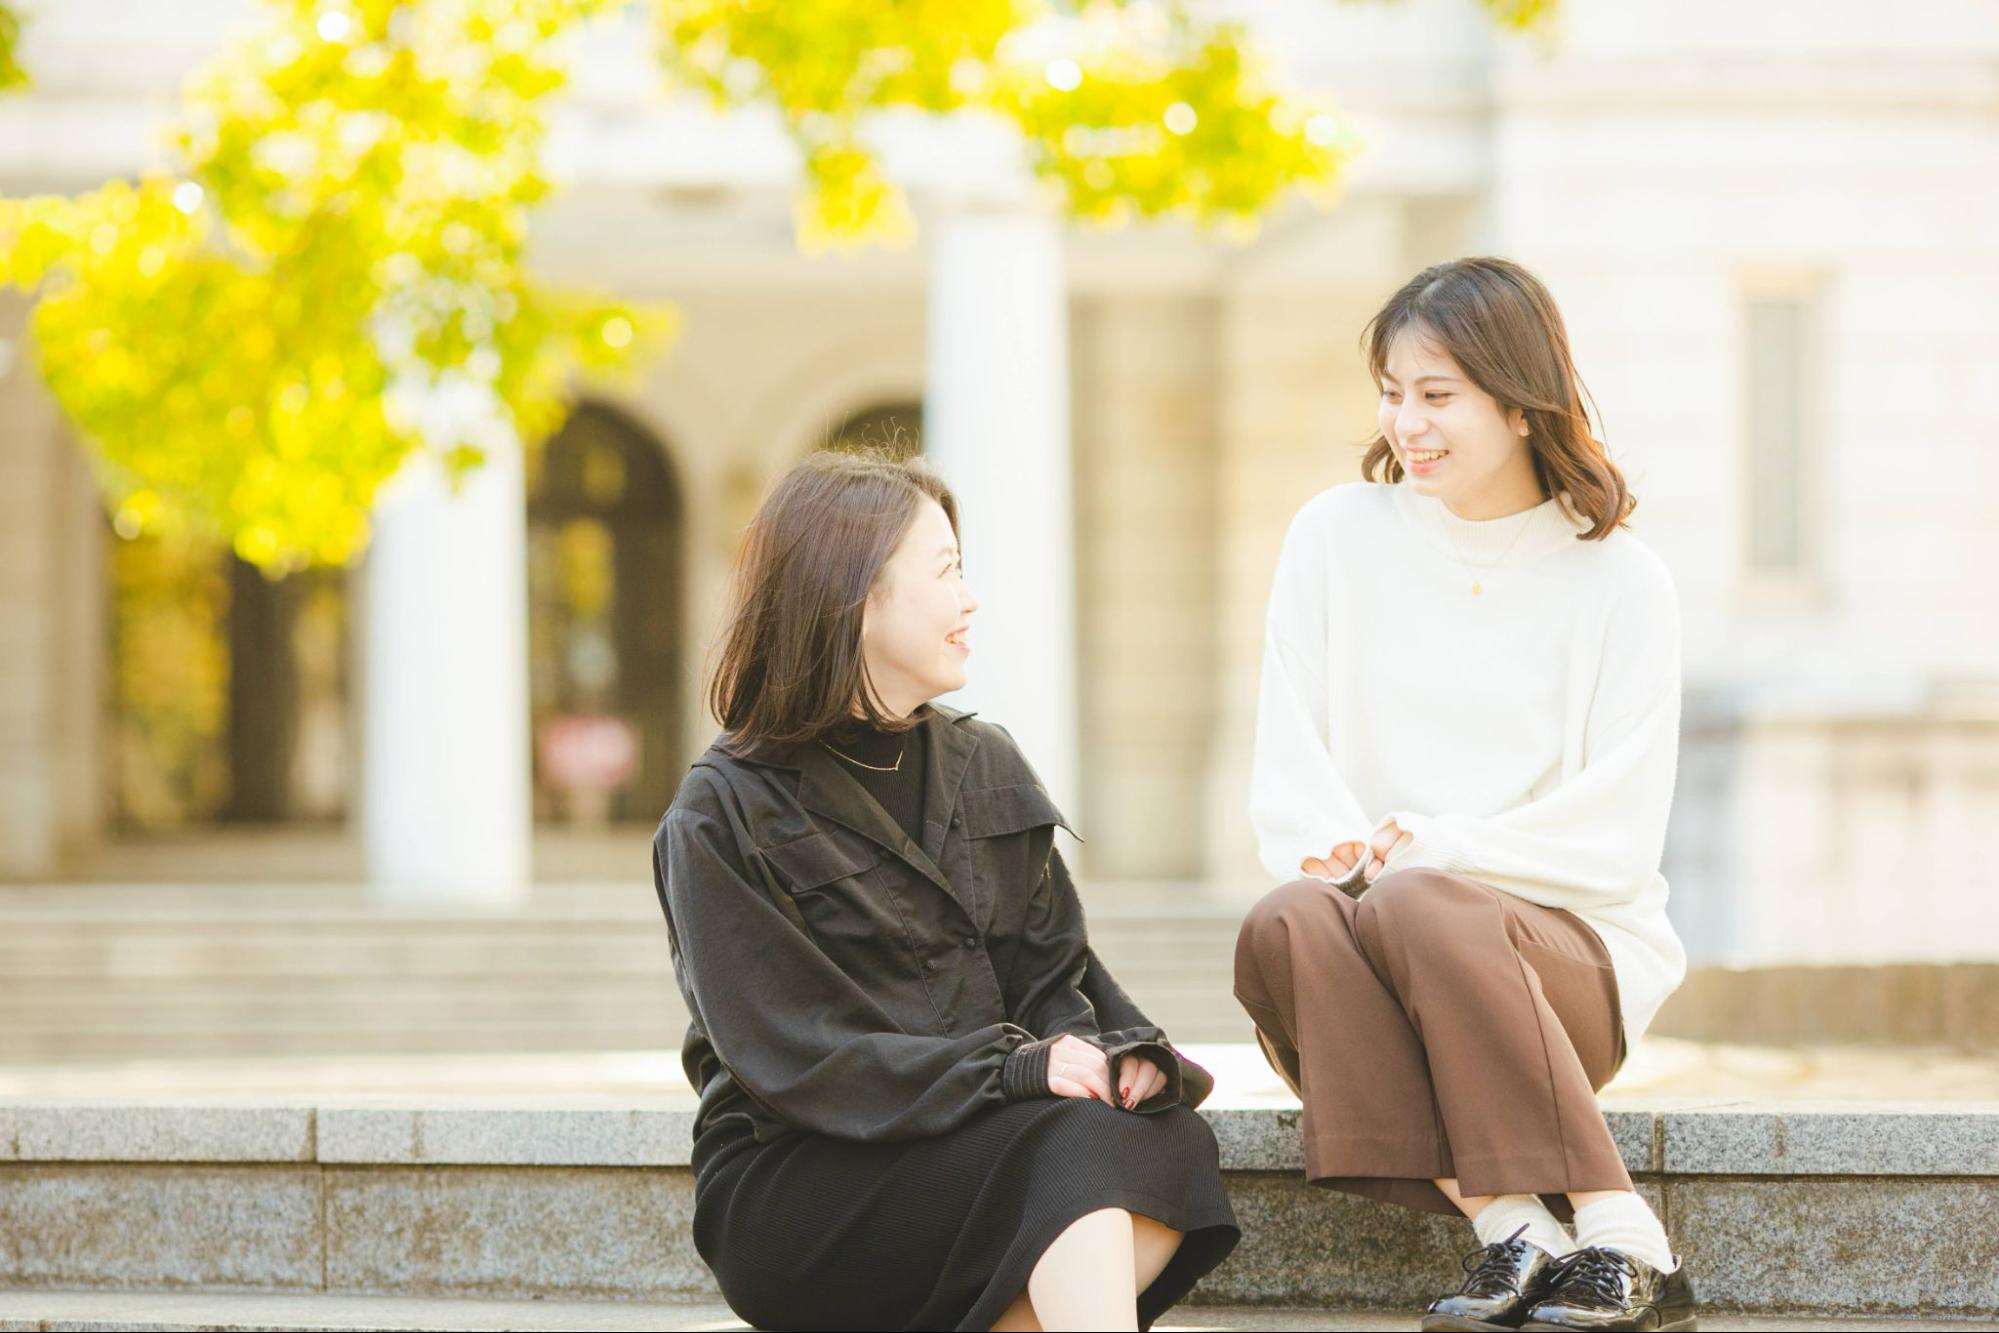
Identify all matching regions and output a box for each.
[1233,867,1630,1218]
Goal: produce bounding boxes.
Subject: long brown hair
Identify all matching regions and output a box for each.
[1360,257,1634,541]
[707,449,958,748]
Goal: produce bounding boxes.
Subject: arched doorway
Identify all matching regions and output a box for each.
[823,402,922,457]
[103,533,351,830]
[526,402,684,826]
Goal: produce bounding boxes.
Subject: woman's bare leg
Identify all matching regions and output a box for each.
[1445,1178,1645,1224]
[988,1288,1042,1332]
[1434,1176,1497,1219]
[1131,1214,1185,1291]
[1568,1188,1629,1209]
[995,1215,1183,1327]
[1012,1206,1140,1332]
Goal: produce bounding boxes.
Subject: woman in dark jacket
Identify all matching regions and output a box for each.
[652,449,1238,1332]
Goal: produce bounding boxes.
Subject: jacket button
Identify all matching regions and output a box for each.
[962,936,978,949]
[950,814,960,828]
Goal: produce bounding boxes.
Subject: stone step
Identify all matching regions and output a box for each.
[0,928,1237,975]
[0,1289,1986,1332]
[0,997,1254,1062]
[0,976,1232,1015]
[0,1100,1992,1318]
[0,1007,1255,1061]
[0,882,1251,1060]
[0,947,1233,990]
[0,878,1233,920]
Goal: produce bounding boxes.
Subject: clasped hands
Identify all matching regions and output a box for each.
[1044,1033,1166,1111]
[1300,817,1411,885]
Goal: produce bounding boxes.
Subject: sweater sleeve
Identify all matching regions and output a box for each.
[1377,560,1682,912]
[1249,502,1378,884]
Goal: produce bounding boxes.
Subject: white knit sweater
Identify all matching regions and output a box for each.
[1248,479,1688,1046]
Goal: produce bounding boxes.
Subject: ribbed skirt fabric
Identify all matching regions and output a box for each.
[691,1098,1240,1332]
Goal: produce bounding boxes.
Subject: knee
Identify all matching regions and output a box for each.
[1235,878,1328,979]
[1356,867,1481,940]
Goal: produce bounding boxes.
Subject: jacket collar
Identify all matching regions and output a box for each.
[715,701,977,772]
[717,704,983,911]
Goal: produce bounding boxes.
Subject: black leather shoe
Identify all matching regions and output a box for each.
[1521,1245,1698,1331]
[1421,1229,1559,1331]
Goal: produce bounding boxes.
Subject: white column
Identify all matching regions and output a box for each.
[360,441,531,908]
[0,315,61,878]
[924,209,1079,823]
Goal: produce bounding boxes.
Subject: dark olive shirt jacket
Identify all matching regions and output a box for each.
[652,703,1215,1145]
[654,703,1238,1331]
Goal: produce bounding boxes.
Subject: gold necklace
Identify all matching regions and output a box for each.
[1441,503,1539,596]
[825,743,903,773]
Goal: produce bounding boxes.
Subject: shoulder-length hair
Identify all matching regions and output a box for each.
[1359,257,1634,541]
[707,448,958,749]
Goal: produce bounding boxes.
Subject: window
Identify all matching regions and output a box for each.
[1742,280,1822,581]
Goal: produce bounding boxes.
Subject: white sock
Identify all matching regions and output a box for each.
[1470,1194,1573,1257]
[1571,1193,1675,1273]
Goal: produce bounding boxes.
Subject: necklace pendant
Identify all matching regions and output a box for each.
[1471,581,1483,596]
[826,743,904,773]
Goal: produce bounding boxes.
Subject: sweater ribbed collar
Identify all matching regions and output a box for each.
[1391,480,1590,565]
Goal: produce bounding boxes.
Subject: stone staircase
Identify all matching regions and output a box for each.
[0,880,1251,1063]
[7,879,1996,1064]
[7,879,1999,1327]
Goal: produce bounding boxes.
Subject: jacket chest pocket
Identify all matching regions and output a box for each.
[757,831,928,991]
[959,784,1075,908]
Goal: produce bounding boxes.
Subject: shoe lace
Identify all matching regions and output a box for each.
[1544,1245,1636,1308]
[1457,1224,1532,1298]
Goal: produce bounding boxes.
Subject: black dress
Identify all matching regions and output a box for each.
[653,705,1239,1331]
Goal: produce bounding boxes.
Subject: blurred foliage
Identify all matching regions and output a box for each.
[0,0,674,571]
[656,0,1362,252]
[0,4,25,92]
[1475,0,1559,33]
[0,0,1553,569]
[654,0,1555,252]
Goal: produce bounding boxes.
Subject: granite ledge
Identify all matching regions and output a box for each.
[2,1101,1996,1177]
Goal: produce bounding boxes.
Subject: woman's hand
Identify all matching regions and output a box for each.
[1045,1033,1116,1104]
[1364,820,1413,883]
[1045,1037,1167,1111]
[1117,1054,1168,1110]
[1301,840,1366,881]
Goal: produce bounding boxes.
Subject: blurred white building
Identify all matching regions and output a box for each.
[3,0,1997,966]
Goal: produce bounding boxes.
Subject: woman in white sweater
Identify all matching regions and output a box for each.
[1234,258,1699,1333]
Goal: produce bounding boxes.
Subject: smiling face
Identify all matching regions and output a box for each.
[859,497,978,719]
[1376,326,1545,520]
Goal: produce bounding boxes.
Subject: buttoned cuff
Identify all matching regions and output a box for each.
[1002,1036,1057,1101]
